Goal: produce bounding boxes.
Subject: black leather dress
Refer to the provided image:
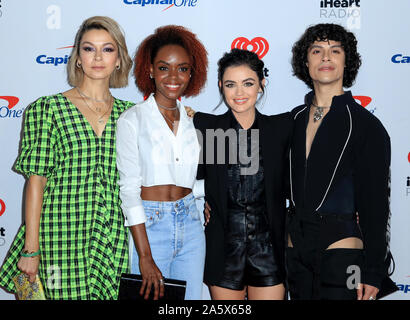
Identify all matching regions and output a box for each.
[216,114,282,290]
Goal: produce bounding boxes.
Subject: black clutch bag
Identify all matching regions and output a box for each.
[118,273,186,300]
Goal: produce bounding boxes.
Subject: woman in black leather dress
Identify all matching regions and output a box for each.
[194,49,292,299]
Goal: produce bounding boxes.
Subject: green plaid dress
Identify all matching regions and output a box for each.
[0,94,133,299]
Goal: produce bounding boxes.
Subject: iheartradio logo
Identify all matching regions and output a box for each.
[0,199,5,217]
[353,96,372,108]
[231,37,269,59]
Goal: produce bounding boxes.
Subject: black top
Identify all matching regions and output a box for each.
[227,111,266,209]
[290,91,391,288]
[194,109,292,285]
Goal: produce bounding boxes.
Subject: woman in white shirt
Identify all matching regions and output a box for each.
[116,25,208,300]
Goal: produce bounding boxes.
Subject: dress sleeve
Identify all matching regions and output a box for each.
[355,117,391,289]
[14,97,56,178]
[116,114,147,227]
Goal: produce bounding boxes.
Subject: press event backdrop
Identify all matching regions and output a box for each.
[0,0,409,300]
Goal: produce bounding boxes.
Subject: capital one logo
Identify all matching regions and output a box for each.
[397,283,410,294]
[36,46,72,66]
[391,54,410,64]
[353,95,377,114]
[0,96,23,119]
[353,96,371,107]
[0,198,5,217]
[123,0,198,11]
[231,37,269,59]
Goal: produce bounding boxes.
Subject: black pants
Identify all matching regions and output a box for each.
[286,213,364,300]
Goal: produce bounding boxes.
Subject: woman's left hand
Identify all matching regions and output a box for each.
[357,283,379,300]
[184,106,196,118]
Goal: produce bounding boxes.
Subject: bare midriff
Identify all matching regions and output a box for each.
[287,234,363,250]
[141,185,191,202]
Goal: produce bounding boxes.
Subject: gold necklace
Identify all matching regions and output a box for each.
[76,87,112,103]
[160,108,179,129]
[76,87,113,124]
[158,104,178,111]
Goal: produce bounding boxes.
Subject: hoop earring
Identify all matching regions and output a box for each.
[116,65,120,70]
[76,61,81,68]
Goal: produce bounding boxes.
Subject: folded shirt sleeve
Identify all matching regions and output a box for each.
[116,114,147,227]
[192,179,205,199]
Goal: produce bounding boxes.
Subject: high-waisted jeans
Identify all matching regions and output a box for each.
[130,193,206,300]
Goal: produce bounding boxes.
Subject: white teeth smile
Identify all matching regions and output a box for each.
[165,85,180,88]
[234,99,248,103]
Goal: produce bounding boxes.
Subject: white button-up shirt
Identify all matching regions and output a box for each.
[116,94,203,226]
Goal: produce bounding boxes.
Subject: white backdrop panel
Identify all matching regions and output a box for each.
[1,0,409,300]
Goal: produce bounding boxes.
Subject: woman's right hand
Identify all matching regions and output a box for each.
[204,201,211,226]
[139,255,164,300]
[17,256,40,283]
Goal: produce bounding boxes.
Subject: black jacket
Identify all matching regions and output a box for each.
[290,91,391,288]
[194,109,292,285]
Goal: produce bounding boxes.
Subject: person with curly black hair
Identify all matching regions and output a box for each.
[291,23,361,90]
[286,23,392,300]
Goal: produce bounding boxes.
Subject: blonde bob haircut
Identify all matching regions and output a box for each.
[67,16,132,88]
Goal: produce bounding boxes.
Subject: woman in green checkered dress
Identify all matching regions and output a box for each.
[0,17,133,299]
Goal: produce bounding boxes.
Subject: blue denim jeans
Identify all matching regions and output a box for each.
[131,193,206,300]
